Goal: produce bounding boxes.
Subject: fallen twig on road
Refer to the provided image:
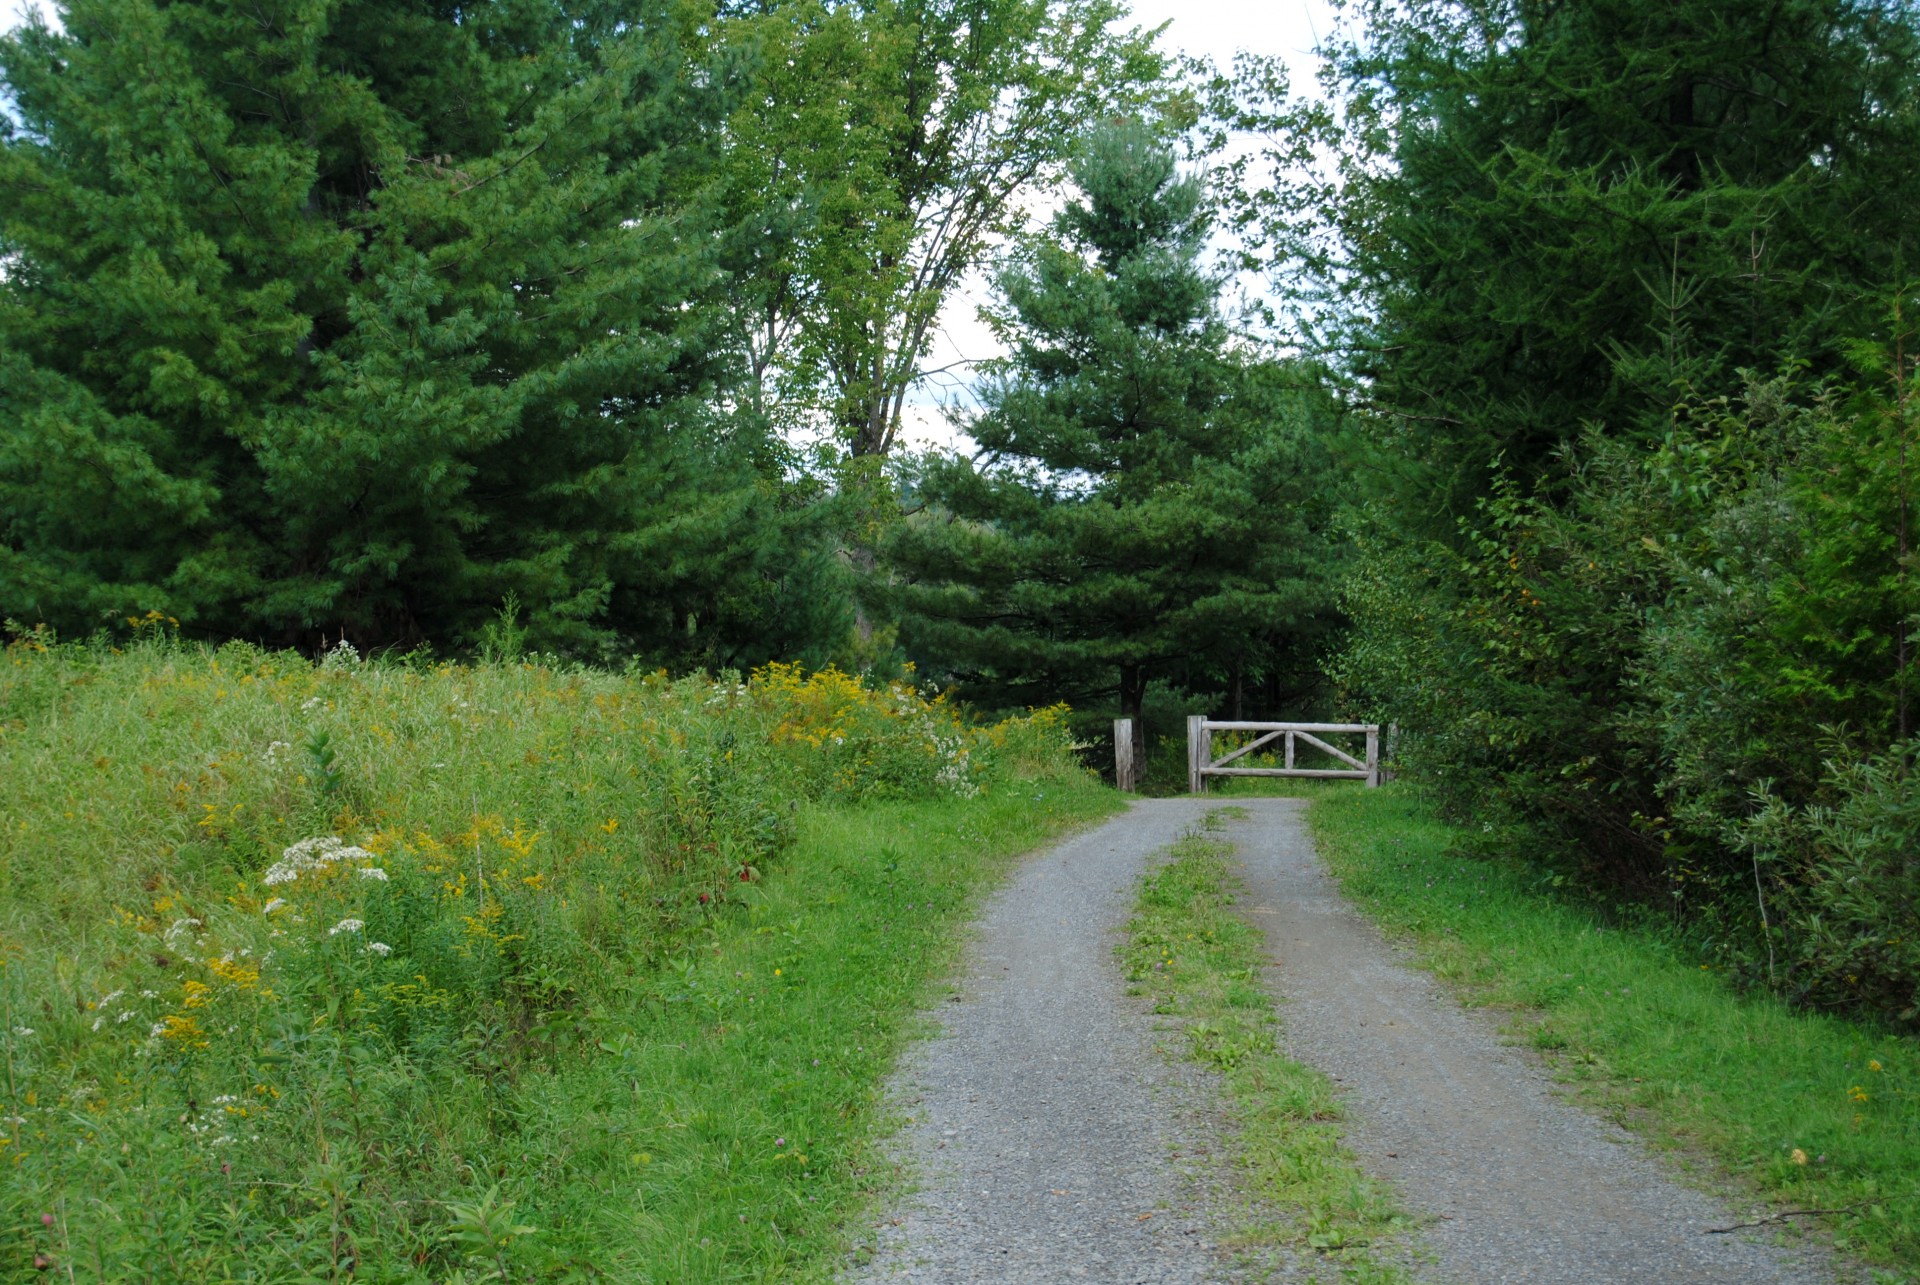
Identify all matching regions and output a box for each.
[1706,1205,1862,1235]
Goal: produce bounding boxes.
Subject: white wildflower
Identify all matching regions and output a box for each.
[150,1023,167,1038]
[117,1011,135,1024]
[163,917,203,945]
[12,1026,33,1038]
[356,867,389,882]
[140,990,158,1000]
[301,696,325,711]
[321,640,360,668]
[328,918,364,936]
[262,836,375,886]
[365,941,392,957]
[264,740,292,761]
[93,989,125,1011]
[262,898,286,914]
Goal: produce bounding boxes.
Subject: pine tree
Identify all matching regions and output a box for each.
[0,0,825,661]
[883,124,1338,762]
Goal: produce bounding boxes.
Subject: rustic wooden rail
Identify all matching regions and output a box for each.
[1185,717,1381,792]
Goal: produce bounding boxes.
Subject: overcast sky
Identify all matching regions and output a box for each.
[2,0,1336,451]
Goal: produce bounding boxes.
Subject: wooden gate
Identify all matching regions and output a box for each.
[1186,718,1382,792]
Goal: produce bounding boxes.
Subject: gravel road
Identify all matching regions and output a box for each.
[845,797,1840,1285]
[846,797,1236,1284]
[1229,796,1836,1285]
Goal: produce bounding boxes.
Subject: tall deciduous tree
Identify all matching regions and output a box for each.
[0,0,836,662]
[883,124,1338,762]
[712,0,1170,460]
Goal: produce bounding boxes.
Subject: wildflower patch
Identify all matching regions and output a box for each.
[0,635,1092,1280]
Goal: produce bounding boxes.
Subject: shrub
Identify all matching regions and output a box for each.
[1337,366,1920,1028]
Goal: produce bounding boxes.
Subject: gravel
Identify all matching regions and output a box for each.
[1228,796,1841,1285]
[846,797,1842,1285]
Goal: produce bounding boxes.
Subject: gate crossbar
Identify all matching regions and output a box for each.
[1186,718,1383,793]
[1207,728,1287,770]
[1289,730,1365,772]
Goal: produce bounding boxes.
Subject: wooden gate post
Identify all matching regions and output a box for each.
[1186,715,1206,794]
[1114,718,1136,792]
[1365,725,1380,788]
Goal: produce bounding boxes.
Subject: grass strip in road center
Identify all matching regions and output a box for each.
[1121,813,1419,1285]
[1308,784,1919,1282]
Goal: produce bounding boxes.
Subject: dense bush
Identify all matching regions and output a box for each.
[1337,369,1920,1024]
[0,632,1078,1278]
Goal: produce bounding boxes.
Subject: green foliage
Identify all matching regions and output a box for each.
[1299,0,1920,511]
[0,632,1100,1280]
[1744,751,1920,1023]
[0,0,843,665]
[709,0,1170,456]
[1300,0,1920,1026]
[883,124,1340,746]
[1337,358,1920,1021]
[1308,785,1920,1277]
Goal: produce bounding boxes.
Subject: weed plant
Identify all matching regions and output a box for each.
[1309,785,1919,1280]
[0,629,1101,1280]
[1121,817,1414,1283]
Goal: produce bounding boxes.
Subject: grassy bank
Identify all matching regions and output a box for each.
[1308,784,1919,1279]
[1121,815,1414,1284]
[0,633,1117,1281]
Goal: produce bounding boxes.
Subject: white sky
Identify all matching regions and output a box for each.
[3,0,1335,453]
[5,0,48,29]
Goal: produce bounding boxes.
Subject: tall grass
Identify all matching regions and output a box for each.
[0,629,1104,1280]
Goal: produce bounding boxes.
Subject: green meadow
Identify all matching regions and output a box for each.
[0,633,1115,1282]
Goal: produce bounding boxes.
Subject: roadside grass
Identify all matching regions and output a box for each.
[0,631,1116,1281]
[1121,813,1417,1285]
[462,782,1121,1281]
[1308,784,1920,1281]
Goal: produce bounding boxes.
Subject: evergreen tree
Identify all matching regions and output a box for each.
[1274,0,1920,519]
[0,0,828,662]
[883,125,1338,764]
